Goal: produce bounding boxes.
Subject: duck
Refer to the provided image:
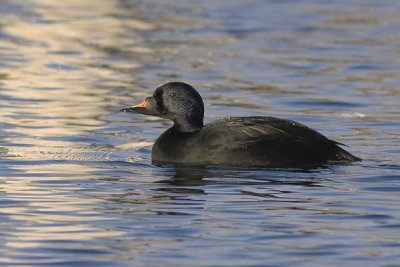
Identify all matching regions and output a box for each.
[121,82,360,167]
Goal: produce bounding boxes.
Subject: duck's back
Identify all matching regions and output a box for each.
[152,116,359,167]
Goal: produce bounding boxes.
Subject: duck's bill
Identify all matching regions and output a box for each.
[120,106,142,113]
[120,100,147,113]
[120,100,160,116]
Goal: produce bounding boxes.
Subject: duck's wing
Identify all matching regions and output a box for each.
[209,116,335,145]
[158,116,358,166]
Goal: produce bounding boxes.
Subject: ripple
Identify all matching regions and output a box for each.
[1,0,400,266]
[46,63,81,71]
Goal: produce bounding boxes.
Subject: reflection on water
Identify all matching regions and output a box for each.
[1,0,400,266]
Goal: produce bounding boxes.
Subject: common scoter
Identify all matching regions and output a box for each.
[121,82,360,167]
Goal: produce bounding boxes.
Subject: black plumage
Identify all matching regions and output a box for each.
[121,82,360,167]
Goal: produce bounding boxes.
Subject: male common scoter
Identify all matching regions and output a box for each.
[121,82,360,167]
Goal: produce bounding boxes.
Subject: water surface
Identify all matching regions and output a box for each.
[1,0,400,266]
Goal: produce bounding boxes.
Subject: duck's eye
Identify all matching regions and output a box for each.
[169,93,176,98]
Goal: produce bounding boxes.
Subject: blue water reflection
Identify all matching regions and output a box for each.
[0,0,399,266]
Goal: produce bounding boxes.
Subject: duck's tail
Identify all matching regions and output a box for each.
[334,145,361,162]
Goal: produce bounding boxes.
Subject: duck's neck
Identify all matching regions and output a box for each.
[173,116,204,132]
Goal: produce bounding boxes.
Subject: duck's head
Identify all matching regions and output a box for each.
[121,82,204,132]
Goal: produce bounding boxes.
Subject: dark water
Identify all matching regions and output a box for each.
[1,0,400,266]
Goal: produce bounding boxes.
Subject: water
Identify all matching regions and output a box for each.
[1,0,400,266]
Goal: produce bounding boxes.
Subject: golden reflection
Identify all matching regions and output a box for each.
[0,161,125,253]
[0,0,156,160]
